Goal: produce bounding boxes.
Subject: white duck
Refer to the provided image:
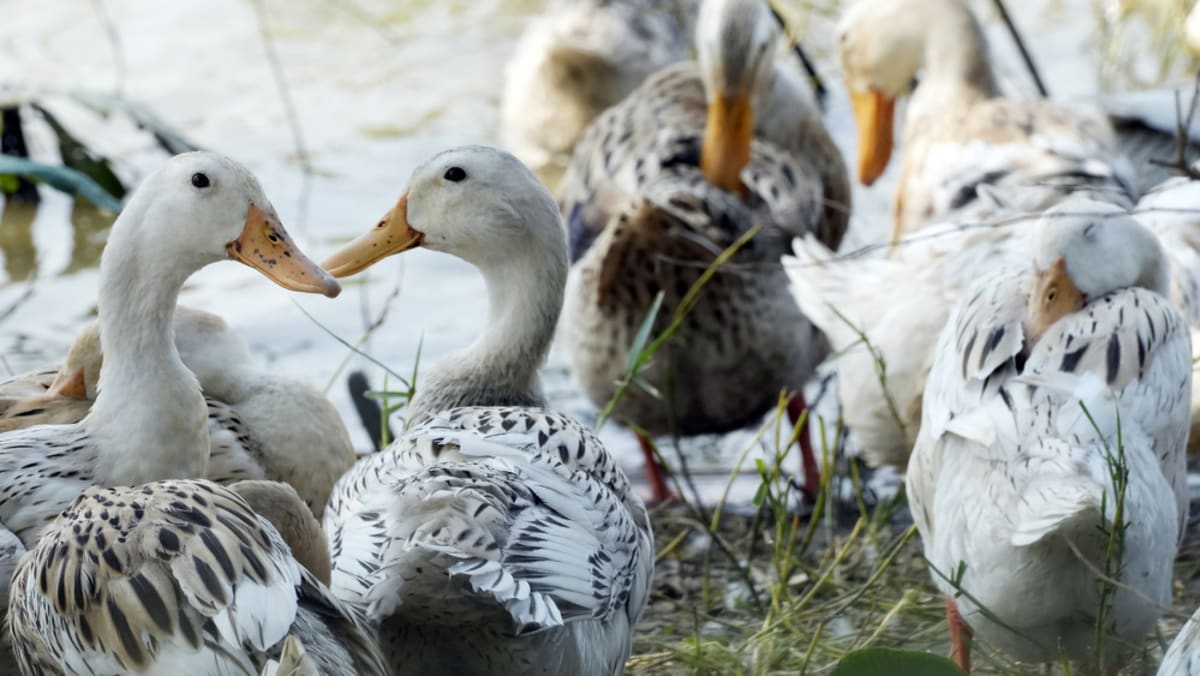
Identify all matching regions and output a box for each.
[320,146,653,675]
[1134,176,1200,455]
[837,0,1135,242]
[788,217,1027,469]
[791,174,1200,471]
[0,305,355,518]
[0,152,338,584]
[500,0,695,170]
[907,198,1189,672]
[8,479,389,675]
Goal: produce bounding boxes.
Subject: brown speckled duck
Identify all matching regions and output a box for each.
[556,0,849,500]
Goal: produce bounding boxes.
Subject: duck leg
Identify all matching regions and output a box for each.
[945,596,972,672]
[635,432,675,504]
[786,393,820,500]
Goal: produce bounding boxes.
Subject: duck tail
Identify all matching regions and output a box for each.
[1011,475,1104,547]
[787,236,863,351]
[1010,438,1107,547]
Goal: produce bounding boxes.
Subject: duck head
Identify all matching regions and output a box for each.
[696,0,779,196]
[1027,197,1169,341]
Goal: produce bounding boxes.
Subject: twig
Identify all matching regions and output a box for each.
[249,0,314,228]
[316,273,403,395]
[0,286,35,325]
[767,3,827,105]
[1148,70,1200,180]
[991,0,1049,97]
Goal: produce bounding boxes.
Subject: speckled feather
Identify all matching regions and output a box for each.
[557,60,843,435]
[559,62,848,257]
[899,98,1138,232]
[324,406,652,676]
[8,480,389,676]
[907,265,1189,666]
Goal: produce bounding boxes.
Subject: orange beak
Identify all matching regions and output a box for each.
[227,204,341,298]
[1027,257,1085,342]
[46,366,88,399]
[321,194,425,278]
[700,92,754,197]
[850,88,896,185]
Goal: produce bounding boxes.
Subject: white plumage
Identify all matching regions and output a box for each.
[907,200,1189,670]
[319,146,653,675]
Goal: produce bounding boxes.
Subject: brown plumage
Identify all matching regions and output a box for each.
[558,0,847,442]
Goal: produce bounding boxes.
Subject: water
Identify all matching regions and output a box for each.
[0,0,1194,503]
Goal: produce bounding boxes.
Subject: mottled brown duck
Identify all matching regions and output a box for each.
[557,0,849,501]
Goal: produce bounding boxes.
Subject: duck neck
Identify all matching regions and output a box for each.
[411,245,565,420]
[912,0,1000,109]
[87,227,210,486]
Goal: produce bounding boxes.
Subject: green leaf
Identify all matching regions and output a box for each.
[751,480,769,507]
[831,648,964,676]
[624,290,664,376]
[0,156,122,212]
[0,174,18,194]
[33,103,126,200]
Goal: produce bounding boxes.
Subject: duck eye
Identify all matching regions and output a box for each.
[191,172,211,189]
[443,167,467,182]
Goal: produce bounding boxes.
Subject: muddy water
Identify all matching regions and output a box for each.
[0,0,1193,503]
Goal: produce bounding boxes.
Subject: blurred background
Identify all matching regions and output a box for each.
[0,0,1196,497]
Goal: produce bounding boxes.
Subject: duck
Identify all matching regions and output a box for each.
[1134,176,1200,456]
[7,479,389,675]
[837,0,1136,243]
[0,151,339,560]
[0,305,355,518]
[556,0,849,501]
[906,197,1188,672]
[787,217,1026,469]
[791,172,1200,471]
[319,145,653,676]
[500,0,695,171]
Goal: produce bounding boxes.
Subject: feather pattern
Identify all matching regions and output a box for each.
[557,36,846,435]
[907,262,1188,667]
[8,480,388,676]
[325,406,652,676]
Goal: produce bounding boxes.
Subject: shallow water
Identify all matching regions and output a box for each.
[0,0,1194,503]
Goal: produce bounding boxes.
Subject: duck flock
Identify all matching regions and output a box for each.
[1,0,1200,673]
